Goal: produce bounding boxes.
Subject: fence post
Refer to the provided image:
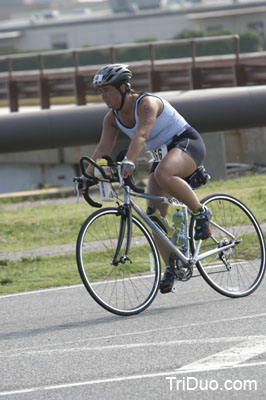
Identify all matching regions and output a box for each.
[149,43,161,91]
[7,80,19,112]
[110,47,115,63]
[150,70,161,92]
[7,58,18,112]
[38,55,50,109]
[191,67,202,89]
[232,34,246,86]
[235,64,246,86]
[73,51,86,105]
[74,75,87,105]
[190,40,202,89]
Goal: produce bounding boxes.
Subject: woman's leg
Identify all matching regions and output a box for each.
[147,147,201,265]
[154,147,202,213]
[147,172,172,265]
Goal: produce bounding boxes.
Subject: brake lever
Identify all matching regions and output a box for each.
[117,164,123,187]
[75,182,80,203]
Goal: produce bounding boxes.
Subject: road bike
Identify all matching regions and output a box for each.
[74,156,266,316]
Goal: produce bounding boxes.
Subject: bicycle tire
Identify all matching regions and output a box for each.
[76,207,161,316]
[189,194,266,298]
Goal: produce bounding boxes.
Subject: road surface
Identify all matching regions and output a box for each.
[1,270,266,399]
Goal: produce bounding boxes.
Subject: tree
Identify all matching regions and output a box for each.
[239,29,263,53]
[171,28,263,57]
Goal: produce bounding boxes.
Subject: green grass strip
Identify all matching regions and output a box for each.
[0,254,80,294]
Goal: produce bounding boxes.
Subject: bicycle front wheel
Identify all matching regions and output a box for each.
[189,194,266,298]
[76,207,161,316]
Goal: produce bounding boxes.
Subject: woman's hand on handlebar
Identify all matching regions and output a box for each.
[78,183,87,195]
[121,157,135,179]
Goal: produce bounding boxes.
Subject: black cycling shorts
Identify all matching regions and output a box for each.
[149,126,206,174]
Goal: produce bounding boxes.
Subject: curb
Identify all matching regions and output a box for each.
[0,186,74,202]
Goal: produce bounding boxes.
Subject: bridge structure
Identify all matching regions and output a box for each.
[0,35,266,192]
[1,35,266,112]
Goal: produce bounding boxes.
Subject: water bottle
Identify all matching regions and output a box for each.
[172,209,185,247]
[94,158,113,201]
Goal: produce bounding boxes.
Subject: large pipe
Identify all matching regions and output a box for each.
[0,86,266,153]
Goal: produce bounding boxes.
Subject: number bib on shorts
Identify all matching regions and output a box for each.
[150,144,168,162]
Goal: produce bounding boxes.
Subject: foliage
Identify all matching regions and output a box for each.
[0,28,263,73]
[239,29,263,53]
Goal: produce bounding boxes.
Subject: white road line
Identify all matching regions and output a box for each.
[0,274,155,299]
[1,336,262,358]
[0,284,83,298]
[0,255,262,299]
[1,313,266,357]
[1,360,266,397]
[177,336,266,373]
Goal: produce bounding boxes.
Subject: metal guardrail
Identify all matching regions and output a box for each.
[1,34,266,112]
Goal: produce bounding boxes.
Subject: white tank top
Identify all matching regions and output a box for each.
[113,93,189,151]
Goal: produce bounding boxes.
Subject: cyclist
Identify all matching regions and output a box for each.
[88,63,211,293]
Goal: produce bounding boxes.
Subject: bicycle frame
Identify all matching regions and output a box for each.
[75,157,239,270]
[119,184,239,268]
[75,157,266,315]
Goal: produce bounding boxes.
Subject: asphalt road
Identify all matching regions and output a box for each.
[1,271,266,400]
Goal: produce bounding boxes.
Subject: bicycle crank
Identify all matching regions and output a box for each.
[169,254,193,282]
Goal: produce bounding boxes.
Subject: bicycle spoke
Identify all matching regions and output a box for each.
[190,194,266,297]
[76,208,160,315]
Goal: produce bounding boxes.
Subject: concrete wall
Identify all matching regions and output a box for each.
[224,127,266,164]
[1,127,265,193]
[0,139,130,193]
[201,132,227,181]
[0,132,225,193]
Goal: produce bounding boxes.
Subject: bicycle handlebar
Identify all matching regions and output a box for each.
[74,155,145,208]
[80,156,110,180]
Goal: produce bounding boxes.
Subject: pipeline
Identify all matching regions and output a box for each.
[0,86,266,153]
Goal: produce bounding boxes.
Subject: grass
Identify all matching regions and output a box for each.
[81,245,153,282]
[0,204,82,252]
[0,174,265,294]
[0,254,80,294]
[0,198,122,252]
[194,174,266,222]
[198,232,264,264]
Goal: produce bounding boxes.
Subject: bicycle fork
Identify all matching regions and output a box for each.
[111,186,133,266]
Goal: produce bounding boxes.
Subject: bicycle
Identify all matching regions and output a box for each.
[74,155,266,316]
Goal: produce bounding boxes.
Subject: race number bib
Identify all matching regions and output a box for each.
[150,144,168,162]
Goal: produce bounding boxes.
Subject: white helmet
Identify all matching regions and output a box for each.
[93,64,132,88]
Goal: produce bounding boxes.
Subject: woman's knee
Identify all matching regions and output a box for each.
[154,165,171,186]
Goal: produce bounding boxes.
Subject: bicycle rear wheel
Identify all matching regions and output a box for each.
[189,194,266,297]
[76,207,161,316]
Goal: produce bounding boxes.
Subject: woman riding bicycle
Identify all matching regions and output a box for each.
[87,63,211,293]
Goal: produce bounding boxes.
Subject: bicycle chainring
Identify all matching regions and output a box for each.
[169,253,193,282]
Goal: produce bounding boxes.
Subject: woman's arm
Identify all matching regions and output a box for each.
[122,96,161,177]
[126,96,161,162]
[86,110,118,175]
